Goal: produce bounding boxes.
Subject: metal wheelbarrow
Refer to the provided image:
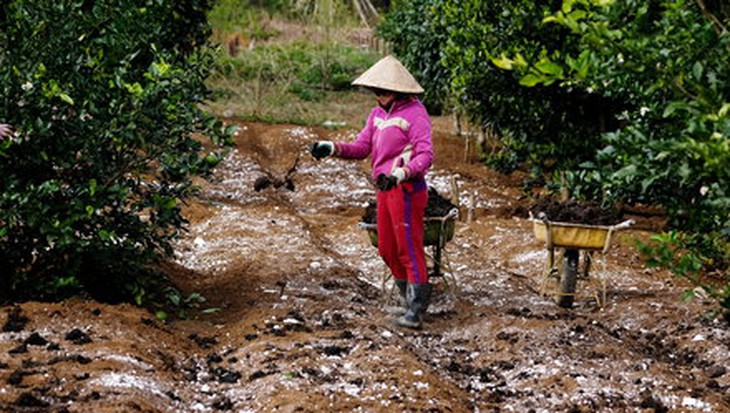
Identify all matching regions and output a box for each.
[530,212,634,308]
[358,208,460,297]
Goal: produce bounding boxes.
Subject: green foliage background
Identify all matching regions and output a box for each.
[382,0,729,307]
[376,0,450,114]
[0,0,232,304]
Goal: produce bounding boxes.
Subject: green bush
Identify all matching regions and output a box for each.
[532,1,729,304]
[639,231,729,310]
[421,0,625,170]
[500,0,727,221]
[531,0,730,233]
[377,0,451,114]
[0,0,233,303]
[382,0,729,307]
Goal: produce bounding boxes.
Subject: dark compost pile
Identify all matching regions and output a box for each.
[361,187,458,224]
[529,197,623,225]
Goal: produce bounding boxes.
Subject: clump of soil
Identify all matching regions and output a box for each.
[252,154,298,192]
[529,197,622,225]
[361,187,458,224]
[425,187,459,217]
[253,175,295,192]
[2,306,29,332]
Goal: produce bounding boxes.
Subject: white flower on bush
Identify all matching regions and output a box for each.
[639,107,651,116]
[21,81,34,91]
[700,186,709,196]
[617,53,624,64]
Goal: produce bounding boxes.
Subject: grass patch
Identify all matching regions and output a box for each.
[208,0,282,39]
[207,40,381,127]
[206,0,381,127]
[209,0,362,35]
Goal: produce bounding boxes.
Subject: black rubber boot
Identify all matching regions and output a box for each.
[395,279,407,298]
[385,279,408,316]
[392,283,432,329]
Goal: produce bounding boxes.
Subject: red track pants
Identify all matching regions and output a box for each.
[376,181,429,285]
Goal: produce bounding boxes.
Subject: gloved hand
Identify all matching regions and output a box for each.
[376,174,397,191]
[310,141,335,160]
[376,168,408,191]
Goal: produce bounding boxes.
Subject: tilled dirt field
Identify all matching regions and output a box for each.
[1,120,728,412]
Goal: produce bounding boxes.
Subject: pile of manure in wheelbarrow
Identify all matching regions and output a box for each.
[529,197,623,225]
[361,187,458,224]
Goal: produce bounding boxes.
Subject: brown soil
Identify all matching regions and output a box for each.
[1,119,728,412]
[361,187,459,224]
[529,197,624,226]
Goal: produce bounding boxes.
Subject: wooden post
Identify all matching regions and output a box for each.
[453,111,462,136]
[450,175,460,220]
[559,171,571,201]
[464,133,471,163]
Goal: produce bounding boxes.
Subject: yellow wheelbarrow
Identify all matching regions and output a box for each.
[530,212,634,308]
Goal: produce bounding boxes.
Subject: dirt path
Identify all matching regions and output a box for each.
[1,120,728,412]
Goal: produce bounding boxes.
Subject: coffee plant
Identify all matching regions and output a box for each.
[383,0,729,308]
[0,0,233,303]
[377,0,451,114]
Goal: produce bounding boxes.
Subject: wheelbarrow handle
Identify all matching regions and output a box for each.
[357,222,376,230]
[612,219,635,230]
[360,208,459,230]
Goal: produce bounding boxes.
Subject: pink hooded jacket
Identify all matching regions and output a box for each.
[335,97,433,184]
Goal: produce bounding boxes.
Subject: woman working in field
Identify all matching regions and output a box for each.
[310,55,434,329]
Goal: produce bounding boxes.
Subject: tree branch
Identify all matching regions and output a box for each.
[695,0,727,35]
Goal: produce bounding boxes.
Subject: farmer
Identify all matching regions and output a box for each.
[309,55,434,329]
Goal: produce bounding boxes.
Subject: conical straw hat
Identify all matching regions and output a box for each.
[352,55,424,94]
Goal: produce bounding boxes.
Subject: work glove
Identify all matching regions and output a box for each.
[310,141,335,160]
[376,168,408,191]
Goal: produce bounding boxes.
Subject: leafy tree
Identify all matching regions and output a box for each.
[0,0,233,303]
[434,0,627,172]
[505,0,729,305]
[377,0,451,114]
[517,0,729,231]
[382,0,729,308]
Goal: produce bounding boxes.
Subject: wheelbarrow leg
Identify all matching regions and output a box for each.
[557,248,579,308]
[426,243,458,296]
[539,245,557,297]
[538,218,557,298]
[580,251,608,308]
[432,244,442,277]
[582,251,592,278]
[380,267,399,306]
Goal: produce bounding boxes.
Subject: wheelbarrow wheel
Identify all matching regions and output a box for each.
[557,249,579,308]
